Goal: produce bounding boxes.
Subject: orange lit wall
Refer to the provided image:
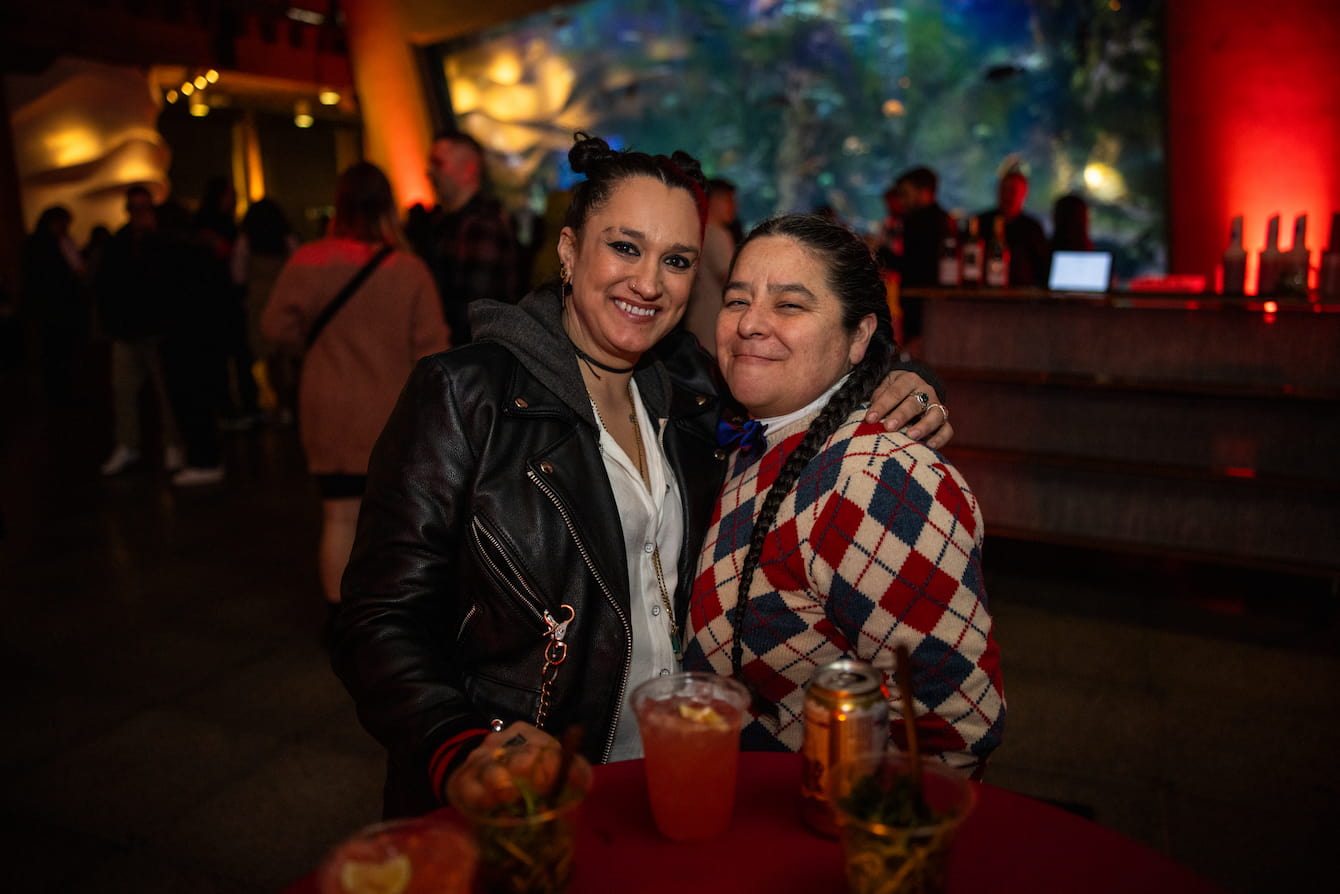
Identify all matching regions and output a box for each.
[1167,0,1340,291]
[342,0,435,213]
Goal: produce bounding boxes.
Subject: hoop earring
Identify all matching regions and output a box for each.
[560,263,573,299]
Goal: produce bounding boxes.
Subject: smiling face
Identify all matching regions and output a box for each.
[557,176,702,367]
[717,234,875,419]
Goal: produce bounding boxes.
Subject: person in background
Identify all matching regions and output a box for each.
[262,162,449,631]
[157,187,228,485]
[890,166,951,351]
[194,176,260,430]
[234,197,302,424]
[22,205,88,405]
[1051,193,1093,252]
[685,212,1003,778]
[329,134,952,819]
[96,185,183,476]
[977,168,1049,287]
[681,177,737,357]
[82,224,113,287]
[408,130,521,345]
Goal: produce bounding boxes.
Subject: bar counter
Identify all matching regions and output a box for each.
[905,287,1340,574]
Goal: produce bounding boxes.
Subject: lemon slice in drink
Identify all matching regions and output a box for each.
[677,701,725,726]
[340,854,412,894]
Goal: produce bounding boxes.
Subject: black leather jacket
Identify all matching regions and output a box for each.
[331,288,725,817]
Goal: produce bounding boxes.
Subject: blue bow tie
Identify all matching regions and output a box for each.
[716,417,767,455]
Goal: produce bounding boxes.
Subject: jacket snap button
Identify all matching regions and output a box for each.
[513,397,529,409]
[714,449,727,460]
[695,395,708,406]
[539,460,554,474]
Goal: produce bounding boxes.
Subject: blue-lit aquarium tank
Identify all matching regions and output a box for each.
[428,0,1165,278]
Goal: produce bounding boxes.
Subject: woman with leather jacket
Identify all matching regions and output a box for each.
[330,134,951,818]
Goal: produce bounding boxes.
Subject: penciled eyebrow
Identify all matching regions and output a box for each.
[601,226,699,256]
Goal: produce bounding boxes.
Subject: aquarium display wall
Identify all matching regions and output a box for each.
[429,0,1165,277]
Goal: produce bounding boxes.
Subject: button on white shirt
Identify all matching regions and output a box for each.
[592,379,683,762]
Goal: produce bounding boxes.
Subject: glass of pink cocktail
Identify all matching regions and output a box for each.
[630,671,750,842]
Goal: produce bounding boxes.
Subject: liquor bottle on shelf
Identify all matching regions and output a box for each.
[1321,212,1340,300]
[937,214,961,287]
[984,216,1009,287]
[961,216,984,286]
[1278,213,1310,295]
[1256,214,1283,296]
[1221,215,1246,295]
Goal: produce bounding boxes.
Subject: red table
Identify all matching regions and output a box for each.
[289,752,1221,893]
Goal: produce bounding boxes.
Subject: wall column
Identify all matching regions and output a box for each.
[342,0,435,213]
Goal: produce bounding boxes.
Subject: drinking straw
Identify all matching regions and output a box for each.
[892,644,923,799]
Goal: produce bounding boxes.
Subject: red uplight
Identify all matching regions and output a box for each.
[1224,466,1258,479]
[1263,300,1279,313]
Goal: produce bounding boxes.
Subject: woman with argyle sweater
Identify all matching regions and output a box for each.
[683,213,1004,778]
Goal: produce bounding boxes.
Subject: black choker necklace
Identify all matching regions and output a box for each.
[570,340,634,379]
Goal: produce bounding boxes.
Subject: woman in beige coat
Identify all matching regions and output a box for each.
[263,162,450,616]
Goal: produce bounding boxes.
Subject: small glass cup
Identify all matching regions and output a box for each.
[316,816,477,894]
[630,671,750,842]
[446,745,593,894]
[828,751,977,894]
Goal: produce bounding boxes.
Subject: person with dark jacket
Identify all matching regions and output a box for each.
[96,185,183,475]
[887,166,951,347]
[977,169,1049,288]
[408,131,521,346]
[22,205,87,404]
[330,135,952,819]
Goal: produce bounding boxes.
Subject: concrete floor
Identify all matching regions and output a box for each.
[3,361,1337,893]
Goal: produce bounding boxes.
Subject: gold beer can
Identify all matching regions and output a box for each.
[800,657,890,837]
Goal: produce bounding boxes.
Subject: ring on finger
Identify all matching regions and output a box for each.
[913,391,930,411]
[926,402,948,423]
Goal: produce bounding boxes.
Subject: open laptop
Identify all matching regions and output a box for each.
[1048,250,1113,292]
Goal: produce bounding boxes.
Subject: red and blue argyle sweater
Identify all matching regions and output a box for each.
[684,409,1005,775]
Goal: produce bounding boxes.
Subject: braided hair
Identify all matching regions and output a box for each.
[563,133,709,236]
[727,213,898,692]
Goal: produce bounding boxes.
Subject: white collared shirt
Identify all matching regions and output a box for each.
[591,379,684,761]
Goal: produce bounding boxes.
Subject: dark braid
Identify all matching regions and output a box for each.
[725,214,897,698]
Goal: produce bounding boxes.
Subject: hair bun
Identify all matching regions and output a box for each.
[568,133,618,175]
[667,150,707,191]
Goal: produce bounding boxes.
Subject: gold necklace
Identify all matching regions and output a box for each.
[588,379,683,660]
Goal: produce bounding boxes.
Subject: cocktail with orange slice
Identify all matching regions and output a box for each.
[631,672,749,842]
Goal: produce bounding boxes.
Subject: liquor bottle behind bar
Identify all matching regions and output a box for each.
[1278,214,1309,295]
[1256,214,1283,295]
[937,214,961,287]
[1221,215,1246,295]
[961,216,984,286]
[1321,212,1340,300]
[984,216,1009,287]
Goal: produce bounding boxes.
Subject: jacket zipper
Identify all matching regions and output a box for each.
[527,468,632,763]
[468,519,549,634]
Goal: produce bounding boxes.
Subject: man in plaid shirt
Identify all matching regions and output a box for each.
[412,131,521,345]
